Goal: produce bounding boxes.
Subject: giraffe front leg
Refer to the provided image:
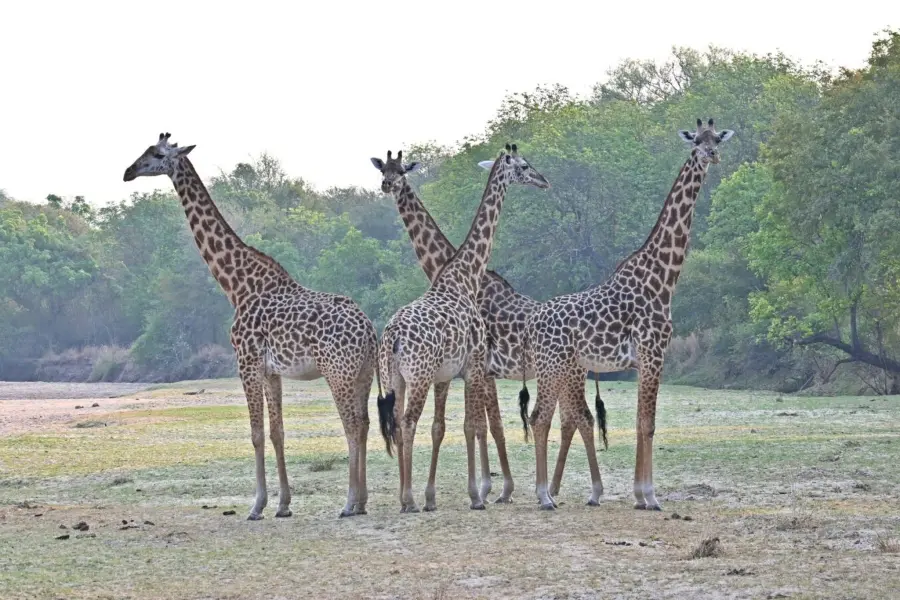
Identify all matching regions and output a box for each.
[484,378,515,503]
[461,376,485,510]
[634,347,663,511]
[239,362,268,520]
[549,416,576,498]
[264,374,292,518]
[424,381,449,512]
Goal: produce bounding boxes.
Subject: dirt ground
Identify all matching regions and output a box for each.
[0,378,898,599]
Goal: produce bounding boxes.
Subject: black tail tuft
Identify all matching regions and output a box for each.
[519,384,531,442]
[595,393,608,450]
[377,390,396,457]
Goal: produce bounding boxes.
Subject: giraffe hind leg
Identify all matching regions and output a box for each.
[424,381,450,512]
[264,374,293,518]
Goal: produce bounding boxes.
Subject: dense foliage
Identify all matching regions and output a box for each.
[3,31,899,393]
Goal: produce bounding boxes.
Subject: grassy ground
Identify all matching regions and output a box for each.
[0,379,898,599]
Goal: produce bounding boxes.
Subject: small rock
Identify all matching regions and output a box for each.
[75,405,84,409]
[750,429,759,433]
[683,515,694,521]
[202,504,217,510]
[75,533,96,539]
[390,569,400,575]
[639,541,649,547]
[34,513,43,518]
[55,534,70,540]
[91,402,100,408]
[122,520,128,525]
[58,524,67,529]
[670,512,683,520]
[222,510,236,516]
[135,488,143,492]
[727,568,755,576]
[119,524,139,530]
[72,521,89,531]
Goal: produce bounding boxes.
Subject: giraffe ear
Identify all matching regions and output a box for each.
[403,162,421,173]
[678,131,696,144]
[176,145,196,156]
[370,157,385,170]
[477,160,495,170]
[717,129,735,143]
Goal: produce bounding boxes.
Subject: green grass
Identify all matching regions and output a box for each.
[1,378,898,599]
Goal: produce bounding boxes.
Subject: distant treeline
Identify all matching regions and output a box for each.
[2,30,899,394]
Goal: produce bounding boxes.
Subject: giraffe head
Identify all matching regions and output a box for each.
[370,150,421,194]
[477,143,550,189]
[677,119,734,165]
[123,133,196,182]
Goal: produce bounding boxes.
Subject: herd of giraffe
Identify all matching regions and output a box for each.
[122,118,734,519]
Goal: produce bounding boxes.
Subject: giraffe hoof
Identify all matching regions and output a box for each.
[539,502,556,511]
[586,500,600,507]
[275,509,292,518]
[246,513,265,521]
[634,503,647,510]
[356,509,368,516]
[470,502,486,511]
[338,510,356,518]
[494,496,513,504]
[401,505,420,514]
[648,504,663,512]
[423,505,437,512]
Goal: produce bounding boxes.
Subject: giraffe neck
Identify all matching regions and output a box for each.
[392,179,457,283]
[431,160,510,298]
[169,159,294,307]
[617,152,708,302]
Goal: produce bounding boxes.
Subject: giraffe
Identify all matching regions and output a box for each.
[375,144,549,512]
[370,149,547,506]
[123,133,379,520]
[524,119,734,510]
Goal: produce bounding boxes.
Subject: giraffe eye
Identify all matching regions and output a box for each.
[153,152,165,159]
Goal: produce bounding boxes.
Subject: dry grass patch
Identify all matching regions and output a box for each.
[876,535,900,554]
[689,536,724,559]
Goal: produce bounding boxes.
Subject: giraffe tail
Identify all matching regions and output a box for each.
[376,334,398,458]
[519,375,530,443]
[377,390,396,458]
[594,374,608,450]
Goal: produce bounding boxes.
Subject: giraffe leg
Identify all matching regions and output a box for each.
[390,378,407,511]
[549,414,576,498]
[634,346,663,511]
[424,381,450,512]
[400,381,428,513]
[462,376,486,510]
[239,360,268,520]
[264,374,292,518]
[575,401,605,506]
[531,377,559,510]
[485,377,515,503]
[355,365,372,515]
[322,370,361,518]
[473,382,492,505]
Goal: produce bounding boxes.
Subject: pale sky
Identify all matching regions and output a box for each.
[2,1,897,206]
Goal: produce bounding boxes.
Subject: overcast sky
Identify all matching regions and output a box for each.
[2,1,897,206]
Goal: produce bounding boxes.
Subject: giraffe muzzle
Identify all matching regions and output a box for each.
[123,168,137,182]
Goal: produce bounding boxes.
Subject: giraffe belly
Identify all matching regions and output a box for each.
[268,355,322,381]
[434,358,466,383]
[576,340,638,373]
